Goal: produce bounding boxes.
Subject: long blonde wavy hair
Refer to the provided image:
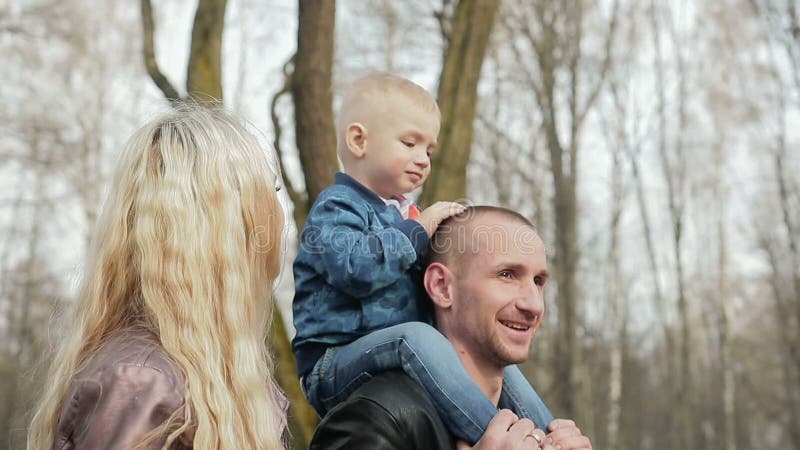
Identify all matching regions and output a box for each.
[28,106,286,449]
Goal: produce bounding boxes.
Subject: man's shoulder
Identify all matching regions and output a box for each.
[311,371,455,449]
[351,370,432,406]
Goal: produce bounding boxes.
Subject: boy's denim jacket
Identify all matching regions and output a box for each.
[292,173,430,377]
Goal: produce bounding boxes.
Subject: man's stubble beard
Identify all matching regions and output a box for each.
[484,326,531,368]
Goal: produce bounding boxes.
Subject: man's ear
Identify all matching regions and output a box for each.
[424,262,455,309]
[345,123,368,158]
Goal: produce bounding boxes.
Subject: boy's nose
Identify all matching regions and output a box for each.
[414,153,430,168]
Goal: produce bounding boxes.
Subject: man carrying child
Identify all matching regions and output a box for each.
[292,73,555,446]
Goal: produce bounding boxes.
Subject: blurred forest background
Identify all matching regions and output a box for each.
[1,0,799,449]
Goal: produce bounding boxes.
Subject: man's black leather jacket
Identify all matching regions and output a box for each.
[310,370,455,449]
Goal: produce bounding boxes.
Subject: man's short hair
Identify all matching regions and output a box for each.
[424,205,537,271]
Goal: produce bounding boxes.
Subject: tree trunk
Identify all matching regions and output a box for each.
[484,48,512,208]
[278,2,342,445]
[717,160,737,450]
[1,133,49,448]
[606,85,626,450]
[140,2,321,445]
[290,0,338,227]
[651,2,692,447]
[764,238,800,449]
[506,0,617,420]
[711,113,737,450]
[761,18,800,443]
[271,297,316,448]
[629,148,678,447]
[418,0,499,206]
[187,0,226,101]
[141,0,227,103]
[773,134,800,449]
[517,3,578,416]
[382,0,398,72]
[774,150,800,372]
[141,0,181,102]
[670,27,693,450]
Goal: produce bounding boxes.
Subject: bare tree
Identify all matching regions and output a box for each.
[604,71,629,450]
[765,43,800,447]
[503,0,619,420]
[749,3,800,446]
[417,0,500,205]
[473,45,548,216]
[648,2,695,447]
[141,0,226,102]
[289,0,338,226]
[0,3,145,445]
[0,131,47,447]
[266,2,342,440]
[186,0,226,100]
[713,116,737,450]
[140,1,324,445]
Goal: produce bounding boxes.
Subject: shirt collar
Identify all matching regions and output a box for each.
[334,172,388,209]
[382,195,414,219]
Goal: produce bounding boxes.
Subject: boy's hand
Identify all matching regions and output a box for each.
[415,201,466,236]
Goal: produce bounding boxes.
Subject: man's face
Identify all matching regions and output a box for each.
[448,216,548,370]
[361,93,439,199]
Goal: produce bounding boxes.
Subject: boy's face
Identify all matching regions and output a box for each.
[360,93,440,199]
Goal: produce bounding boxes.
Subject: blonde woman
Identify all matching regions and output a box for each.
[28,106,288,449]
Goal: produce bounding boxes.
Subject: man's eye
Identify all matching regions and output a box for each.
[499,270,513,279]
[534,276,544,286]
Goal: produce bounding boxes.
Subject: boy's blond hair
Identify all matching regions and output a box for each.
[336,72,440,164]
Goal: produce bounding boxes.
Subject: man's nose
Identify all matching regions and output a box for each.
[518,281,544,313]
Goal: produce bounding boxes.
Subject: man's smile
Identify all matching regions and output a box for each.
[498,318,536,341]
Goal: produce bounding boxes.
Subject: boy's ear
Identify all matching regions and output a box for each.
[424,262,455,309]
[345,123,368,158]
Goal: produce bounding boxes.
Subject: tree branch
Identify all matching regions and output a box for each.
[140,0,181,103]
[575,0,620,133]
[270,55,305,210]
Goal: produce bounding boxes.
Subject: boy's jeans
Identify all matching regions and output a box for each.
[302,322,554,445]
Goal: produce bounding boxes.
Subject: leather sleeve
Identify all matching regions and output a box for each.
[310,371,455,450]
[310,396,409,449]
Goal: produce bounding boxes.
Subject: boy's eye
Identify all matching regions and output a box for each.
[402,140,415,148]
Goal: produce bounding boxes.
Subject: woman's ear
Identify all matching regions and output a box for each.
[424,262,454,309]
[345,123,368,158]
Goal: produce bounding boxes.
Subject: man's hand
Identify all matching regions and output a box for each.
[415,201,465,237]
[457,409,545,450]
[456,413,592,450]
[543,419,592,450]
